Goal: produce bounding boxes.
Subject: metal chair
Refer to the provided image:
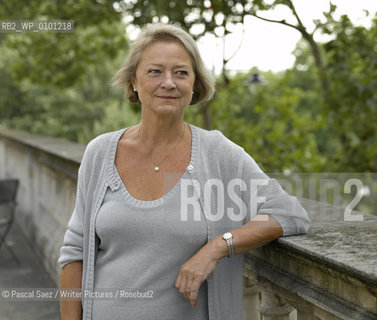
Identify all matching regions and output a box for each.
[0,179,20,263]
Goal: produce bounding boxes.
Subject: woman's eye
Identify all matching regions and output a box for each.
[149,69,160,74]
[177,70,188,76]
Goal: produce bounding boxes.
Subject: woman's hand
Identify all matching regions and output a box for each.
[174,236,227,308]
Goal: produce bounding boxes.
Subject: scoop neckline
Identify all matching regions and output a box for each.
[109,123,198,209]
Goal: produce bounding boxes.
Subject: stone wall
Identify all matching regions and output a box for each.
[0,125,85,284]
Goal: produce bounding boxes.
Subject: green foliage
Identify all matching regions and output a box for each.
[0,46,138,144]
[1,0,126,88]
[0,61,32,120]
[1,0,376,174]
[210,71,325,172]
[0,0,138,144]
[320,15,377,171]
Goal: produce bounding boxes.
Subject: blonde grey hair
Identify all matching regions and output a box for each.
[112,23,215,105]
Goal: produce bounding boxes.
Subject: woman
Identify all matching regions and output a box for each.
[59,23,309,320]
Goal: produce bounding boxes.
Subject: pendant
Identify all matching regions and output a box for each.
[154,166,160,172]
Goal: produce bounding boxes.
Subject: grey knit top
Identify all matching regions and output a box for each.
[92,163,209,319]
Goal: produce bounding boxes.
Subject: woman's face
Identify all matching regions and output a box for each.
[132,41,195,117]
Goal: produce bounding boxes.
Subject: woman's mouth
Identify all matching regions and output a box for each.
[157,96,177,100]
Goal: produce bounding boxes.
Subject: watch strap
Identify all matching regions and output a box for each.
[223,233,235,258]
[226,237,234,258]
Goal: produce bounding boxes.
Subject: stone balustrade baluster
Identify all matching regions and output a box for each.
[258,290,294,320]
[243,275,260,320]
[296,309,316,320]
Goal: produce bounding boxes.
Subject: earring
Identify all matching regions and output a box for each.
[133,88,137,92]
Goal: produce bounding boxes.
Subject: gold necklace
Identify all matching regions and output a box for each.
[151,123,187,173]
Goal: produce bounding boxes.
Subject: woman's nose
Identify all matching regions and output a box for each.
[161,72,176,90]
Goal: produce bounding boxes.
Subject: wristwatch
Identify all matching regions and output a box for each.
[222,232,235,258]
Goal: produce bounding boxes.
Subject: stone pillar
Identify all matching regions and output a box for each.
[243,276,260,320]
[259,290,294,320]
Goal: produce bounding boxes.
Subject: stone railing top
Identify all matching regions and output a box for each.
[277,198,377,284]
[0,125,86,164]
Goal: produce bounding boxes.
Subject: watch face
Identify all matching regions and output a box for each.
[223,232,232,240]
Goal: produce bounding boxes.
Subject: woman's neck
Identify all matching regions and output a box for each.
[133,112,187,149]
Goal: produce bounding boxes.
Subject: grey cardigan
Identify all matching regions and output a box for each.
[58,123,309,320]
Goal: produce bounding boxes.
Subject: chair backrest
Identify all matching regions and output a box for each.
[0,179,19,205]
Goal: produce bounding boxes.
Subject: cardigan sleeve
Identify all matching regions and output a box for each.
[240,150,309,236]
[58,146,90,269]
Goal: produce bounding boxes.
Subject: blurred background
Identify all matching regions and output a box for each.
[0,0,376,173]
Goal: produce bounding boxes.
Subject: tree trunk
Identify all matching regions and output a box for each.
[300,29,330,94]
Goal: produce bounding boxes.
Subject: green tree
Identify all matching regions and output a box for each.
[209,71,325,172]
[0,0,139,143]
[321,15,377,171]
[279,14,377,172]
[0,0,126,87]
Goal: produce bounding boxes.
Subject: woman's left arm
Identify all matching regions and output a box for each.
[175,213,282,308]
[176,144,309,308]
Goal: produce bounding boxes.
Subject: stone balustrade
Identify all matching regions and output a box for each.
[242,198,377,319]
[0,125,376,319]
